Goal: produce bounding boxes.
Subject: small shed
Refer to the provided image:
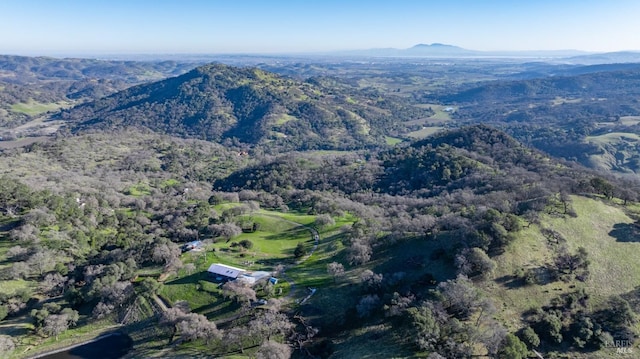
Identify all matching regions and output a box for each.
[182,240,203,252]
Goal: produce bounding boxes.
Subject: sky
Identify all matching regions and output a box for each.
[1,0,640,55]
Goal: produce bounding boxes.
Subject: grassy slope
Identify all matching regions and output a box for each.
[486,195,640,333]
[10,100,67,116]
[548,197,639,303]
[156,211,361,358]
[586,132,640,144]
[406,126,444,139]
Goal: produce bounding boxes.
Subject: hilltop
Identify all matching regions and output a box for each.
[60,63,430,150]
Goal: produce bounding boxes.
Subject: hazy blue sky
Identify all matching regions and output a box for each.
[1,0,639,55]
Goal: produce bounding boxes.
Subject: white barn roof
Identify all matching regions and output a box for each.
[236,271,272,286]
[207,263,246,279]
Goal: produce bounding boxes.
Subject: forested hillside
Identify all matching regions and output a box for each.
[61,63,431,150]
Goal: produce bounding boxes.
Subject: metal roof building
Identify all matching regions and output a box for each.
[207,263,246,279]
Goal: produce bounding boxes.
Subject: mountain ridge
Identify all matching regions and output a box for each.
[60,63,431,150]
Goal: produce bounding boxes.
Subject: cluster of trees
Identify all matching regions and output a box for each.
[0,132,257,347]
[523,290,637,352]
[30,303,79,340]
[402,275,506,358]
[159,297,296,357]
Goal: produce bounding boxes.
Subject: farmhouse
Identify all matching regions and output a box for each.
[207,263,246,281]
[207,263,275,286]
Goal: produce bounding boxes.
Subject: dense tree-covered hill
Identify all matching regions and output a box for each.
[216,125,598,204]
[61,63,431,150]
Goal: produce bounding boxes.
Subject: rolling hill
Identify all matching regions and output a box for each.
[430,66,640,174]
[0,55,197,128]
[60,63,431,150]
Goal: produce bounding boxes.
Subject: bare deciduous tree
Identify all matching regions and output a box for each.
[40,273,67,296]
[6,245,29,261]
[28,249,58,276]
[315,214,335,228]
[210,223,242,242]
[437,275,483,320]
[327,262,345,283]
[0,335,15,354]
[360,269,383,290]
[256,340,292,359]
[454,247,495,280]
[100,281,134,306]
[10,261,30,280]
[92,302,115,319]
[9,224,39,242]
[183,263,196,275]
[347,240,372,266]
[152,242,182,266]
[175,313,221,344]
[249,311,293,343]
[43,314,70,340]
[222,281,256,305]
[223,326,247,354]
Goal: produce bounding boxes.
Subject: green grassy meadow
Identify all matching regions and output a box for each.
[416,103,456,121]
[10,100,68,116]
[385,136,404,145]
[406,126,444,139]
[159,209,355,318]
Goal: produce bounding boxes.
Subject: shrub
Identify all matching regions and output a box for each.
[239,239,254,249]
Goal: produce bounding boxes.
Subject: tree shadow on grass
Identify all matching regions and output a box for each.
[164,272,210,286]
[495,266,553,288]
[264,227,309,241]
[198,302,242,325]
[494,274,524,289]
[609,223,640,242]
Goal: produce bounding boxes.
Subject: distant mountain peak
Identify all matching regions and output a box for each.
[410,43,458,49]
[404,43,474,55]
